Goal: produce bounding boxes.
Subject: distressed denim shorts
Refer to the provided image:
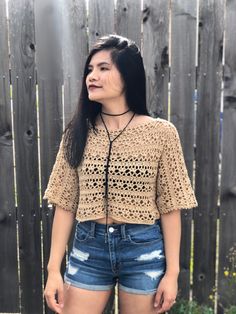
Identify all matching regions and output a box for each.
[64,219,166,295]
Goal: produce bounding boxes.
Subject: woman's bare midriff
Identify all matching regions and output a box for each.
[94,217,125,224]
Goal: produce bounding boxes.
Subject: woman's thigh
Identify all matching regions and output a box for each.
[62,283,112,314]
[118,289,158,314]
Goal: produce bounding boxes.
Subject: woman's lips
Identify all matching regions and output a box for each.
[88,86,102,91]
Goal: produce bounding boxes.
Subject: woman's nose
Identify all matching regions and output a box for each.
[88,69,99,81]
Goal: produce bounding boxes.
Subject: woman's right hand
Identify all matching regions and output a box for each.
[44,271,64,313]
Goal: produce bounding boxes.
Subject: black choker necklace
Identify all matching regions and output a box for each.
[101,109,131,116]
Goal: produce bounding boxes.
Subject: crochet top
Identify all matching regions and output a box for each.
[43,118,198,224]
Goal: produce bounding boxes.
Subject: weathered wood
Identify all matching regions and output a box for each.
[115,0,141,49]
[62,0,88,126]
[218,0,236,312]
[193,0,224,306]
[142,0,169,118]
[88,0,115,50]
[170,0,197,299]
[0,0,19,312]
[35,1,64,313]
[8,0,43,313]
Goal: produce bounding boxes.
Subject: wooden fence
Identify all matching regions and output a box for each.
[0,0,235,313]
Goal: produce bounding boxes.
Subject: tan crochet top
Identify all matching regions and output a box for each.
[43,118,198,224]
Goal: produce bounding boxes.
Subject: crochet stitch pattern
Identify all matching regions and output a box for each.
[43,118,198,224]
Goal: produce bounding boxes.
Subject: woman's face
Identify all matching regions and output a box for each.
[85,50,125,103]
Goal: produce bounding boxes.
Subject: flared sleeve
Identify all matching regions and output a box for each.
[156,123,198,214]
[43,136,80,213]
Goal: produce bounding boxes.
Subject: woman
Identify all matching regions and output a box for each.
[43,34,198,314]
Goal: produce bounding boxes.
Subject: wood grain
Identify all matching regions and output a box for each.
[8,0,42,312]
[218,0,236,312]
[0,0,19,311]
[170,0,197,299]
[193,0,224,305]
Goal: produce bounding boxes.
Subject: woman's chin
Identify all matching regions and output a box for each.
[89,96,101,102]
[88,94,104,102]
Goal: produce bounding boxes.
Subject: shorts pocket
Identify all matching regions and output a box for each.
[127,224,163,245]
[75,224,92,243]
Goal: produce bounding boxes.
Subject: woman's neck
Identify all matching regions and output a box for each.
[97,110,136,130]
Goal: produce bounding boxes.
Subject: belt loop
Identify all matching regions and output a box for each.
[90,221,96,237]
[121,224,126,239]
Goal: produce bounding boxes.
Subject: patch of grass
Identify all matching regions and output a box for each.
[225,306,236,314]
[168,299,214,314]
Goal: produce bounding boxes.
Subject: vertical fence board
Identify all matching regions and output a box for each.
[170,0,197,299]
[193,0,224,305]
[35,0,64,313]
[8,0,43,313]
[115,0,141,48]
[142,0,169,118]
[88,0,115,49]
[0,0,19,312]
[62,0,88,126]
[218,0,236,312]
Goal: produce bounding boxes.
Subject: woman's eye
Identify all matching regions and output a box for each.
[87,67,109,73]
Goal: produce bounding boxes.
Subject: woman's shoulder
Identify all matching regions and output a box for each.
[140,115,177,132]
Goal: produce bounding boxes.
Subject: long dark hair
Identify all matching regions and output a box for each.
[63,34,150,168]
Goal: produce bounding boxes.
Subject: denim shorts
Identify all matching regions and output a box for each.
[64,219,166,295]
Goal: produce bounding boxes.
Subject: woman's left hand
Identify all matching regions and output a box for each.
[153,273,178,313]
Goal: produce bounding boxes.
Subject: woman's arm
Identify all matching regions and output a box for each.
[44,206,75,313]
[47,206,75,272]
[161,209,181,276]
[154,209,181,313]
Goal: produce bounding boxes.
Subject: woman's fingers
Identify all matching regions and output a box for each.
[57,286,65,310]
[154,289,162,308]
[154,288,176,313]
[44,289,63,313]
[44,272,64,313]
[156,296,176,313]
[154,274,178,313]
